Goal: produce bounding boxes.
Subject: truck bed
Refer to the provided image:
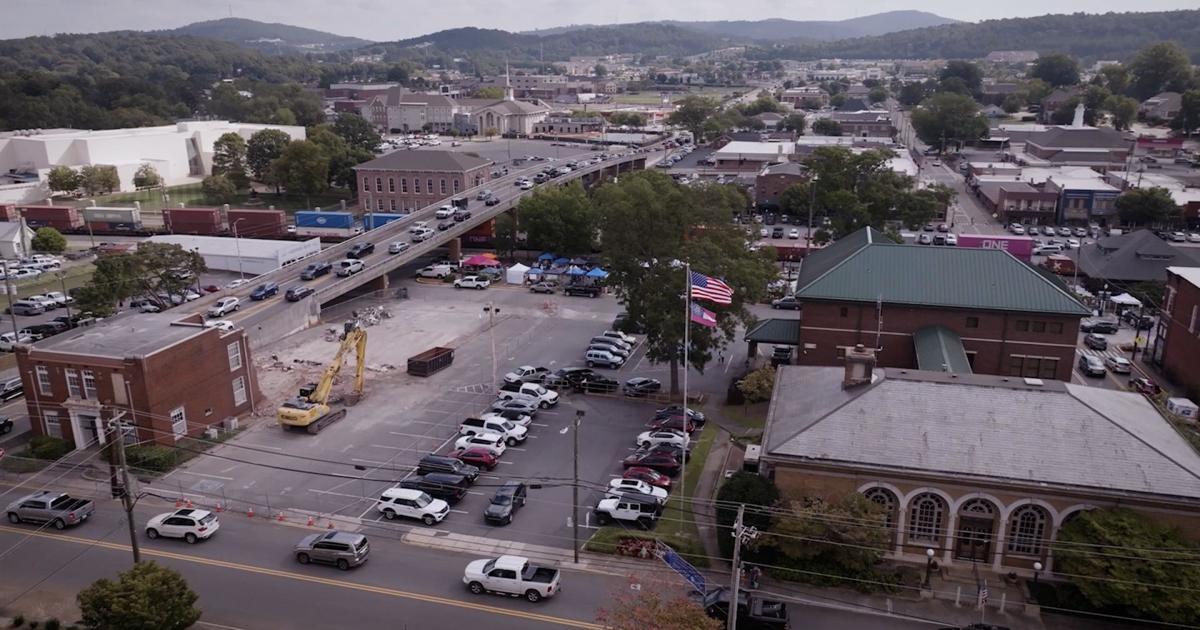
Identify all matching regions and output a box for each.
[523,566,559,583]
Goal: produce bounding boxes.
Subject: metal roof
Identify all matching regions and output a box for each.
[354,150,492,173]
[743,318,802,345]
[795,230,1090,316]
[913,326,972,374]
[1075,230,1200,283]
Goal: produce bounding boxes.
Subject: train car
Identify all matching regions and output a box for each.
[294,210,360,240]
[226,208,288,239]
[17,205,85,231]
[364,213,408,231]
[83,206,143,233]
[164,207,225,236]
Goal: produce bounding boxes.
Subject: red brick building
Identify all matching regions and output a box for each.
[776,227,1090,381]
[15,314,259,449]
[975,181,1059,225]
[353,151,493,214]
[754,162,807,210]
[1155,267,1200,401]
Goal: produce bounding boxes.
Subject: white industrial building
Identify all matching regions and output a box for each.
[0,121,305,204]
[147,234,320,277]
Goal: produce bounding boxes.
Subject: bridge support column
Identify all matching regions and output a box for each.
[448,238,462,262]
[367,274,389,291]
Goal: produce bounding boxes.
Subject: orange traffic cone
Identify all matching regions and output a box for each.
[185,498,194,509]
[214,502,224,513]
[175,497,183,508]
[306,515,315,527]
[326,520,335,529]
[247,506,255,518]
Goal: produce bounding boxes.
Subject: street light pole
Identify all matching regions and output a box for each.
[232,218,246,281]
[1,261,19,338]
[573,408,583,564]
[57,271,73,324]
[923,547,936,588]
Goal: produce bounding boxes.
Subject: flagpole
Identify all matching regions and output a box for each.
[682,262,690,504]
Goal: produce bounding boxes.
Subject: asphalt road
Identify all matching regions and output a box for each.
[0,493,940,629]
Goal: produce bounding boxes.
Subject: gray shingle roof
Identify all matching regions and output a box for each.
[1027,126,1128,150]
[1075,229,1200,282]
[354,150,492,173]
[795,229,1090,316]
[764,367,1200,501]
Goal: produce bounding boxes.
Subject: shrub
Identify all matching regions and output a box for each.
[44,620,60,630]
[12,615,26,628]
[124,445,180,473]
[715,472,779,557]
[28,436,71,460]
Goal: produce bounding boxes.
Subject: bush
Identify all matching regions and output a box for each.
[715,472,780,558]
[44,620,60,630]
[12,616,25,628]
[124,445,180,473]
[585,528,710,568]
[28,436,71,460]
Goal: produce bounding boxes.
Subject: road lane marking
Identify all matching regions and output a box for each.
[0,524,602,629]
[388,431,450,440]
[308,488,370,500]
[174,471,235,481]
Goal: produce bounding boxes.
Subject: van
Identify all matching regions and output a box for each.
[585,349,624,368]
[416,454,479,482]
[400,473,470,503]
[415,264,452,279]
[336,259,365,277]
[8,300,45,316]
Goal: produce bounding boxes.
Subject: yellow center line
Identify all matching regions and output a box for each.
[0,525,602,629]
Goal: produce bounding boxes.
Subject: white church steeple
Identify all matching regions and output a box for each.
[504,60,514,102]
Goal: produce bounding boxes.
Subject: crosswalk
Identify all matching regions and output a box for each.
[1077,347,1127,363]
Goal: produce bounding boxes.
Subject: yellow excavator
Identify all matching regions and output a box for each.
[277,321,367,434]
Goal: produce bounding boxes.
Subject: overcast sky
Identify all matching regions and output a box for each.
[4,0,1196,41]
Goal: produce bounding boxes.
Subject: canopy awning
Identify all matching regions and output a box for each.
[463,254,500,267]
[553,257,570,266]
[586,268,609,278]
[1109,292,1142,307]
[566,265,587,276]
[538,252,556,261]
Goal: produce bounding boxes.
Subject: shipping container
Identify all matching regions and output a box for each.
[164,207,225,235]
[85,222,144,233]
[0,205,19,222]
[226,209,288,239]
[294,226,363,240]
[83,206,142,225]
[17,205,85,231]
[295,211,354,229]
[1040,254,1076,275]
[954,234,1034,261]
[364,213,408,231]
[408,347,455,377]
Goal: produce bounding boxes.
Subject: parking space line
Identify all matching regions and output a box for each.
[531,422,550,427]
[449,509,470,515]
[479,475,505,480]
[351,457,392,466]
[467,491,486,496]
[506,447,527,452]
[174,470,234,480]
[494,461,514,465]
[388,431,450,440]
[308,488,369,500]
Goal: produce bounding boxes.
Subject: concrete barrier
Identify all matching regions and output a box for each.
[243,296,321,351]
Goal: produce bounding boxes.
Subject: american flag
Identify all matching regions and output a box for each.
[690,302,717,328]
[689,272,733,305]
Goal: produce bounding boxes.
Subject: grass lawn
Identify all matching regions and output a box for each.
[79,184,354,216]
[583,426,717,568]
[716,402,769,440]
[13,263,95,297]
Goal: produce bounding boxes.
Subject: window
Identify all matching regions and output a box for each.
[1049,322,1063,334]
[1006,505,1049,556]
[35,365,51,396]
[170,407,187,440]
[1015,320,1029,332]
[65,369,81,398]
[1032,321,1046,333]
[389,199,397,212]
[375,177,383,192]
[835,347,849,360]
[1008,355,1058,379]
[401,178,409,193]
[362,177,369,192]
[440,179,447,194]
[232,376,247,406]
[427,178,433,194]
[966,317,979,329]
[908,493,946,544]
[839,307,848,317]
[376,199,384,211]
[43,411,61,439]
[388,177,395,193]
[414,179,421,193]
[82,370,97,399]
[227,342,242,371]
[453,179,460,193]
[863,487,898,531]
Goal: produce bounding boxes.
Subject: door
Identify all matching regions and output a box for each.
[162,516,192,538]
[955,517,993,562]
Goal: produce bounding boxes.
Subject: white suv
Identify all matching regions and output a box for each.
[375,488,449,525]
[454,432,507,457]
[207,297,240,318]
[145,508,220,544]
[411,227,436,242]
[336,259,365,276]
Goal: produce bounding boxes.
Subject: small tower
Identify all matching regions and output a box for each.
[504,60,514,102]
[1071,102,1085,128]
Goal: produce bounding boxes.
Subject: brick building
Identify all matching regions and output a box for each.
[754,162,807,210]
[760,363,1200,574]
[1154,267,1200,401]
[353,151,493,213]
[15,314,259,450]
[829,111,894,137]
[782,227,1089,381]
[975,181,1059,225]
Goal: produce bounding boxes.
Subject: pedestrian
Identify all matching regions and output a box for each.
[749,565,762,589]
[718,351,724,364]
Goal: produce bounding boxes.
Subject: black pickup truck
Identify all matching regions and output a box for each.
[563,284,600,298]
[689,587,789,629]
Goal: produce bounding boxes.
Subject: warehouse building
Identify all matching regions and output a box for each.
[146,234,321,276]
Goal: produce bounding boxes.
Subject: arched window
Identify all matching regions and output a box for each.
[959,498,996,518]
[863,487,898,530]
[908,493,947,544]
[1006,505,1049,556]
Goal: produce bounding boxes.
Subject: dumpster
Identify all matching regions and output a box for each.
[408,346,455,377]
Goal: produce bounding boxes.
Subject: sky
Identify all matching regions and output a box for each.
[3,0,1197,41]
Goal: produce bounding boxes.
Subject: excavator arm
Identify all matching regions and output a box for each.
[309,324,367,406]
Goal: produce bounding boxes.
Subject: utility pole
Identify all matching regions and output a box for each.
[573,409,583,564]
[727,503,759,630]
[1,261,19,338]
[108,412,141,564]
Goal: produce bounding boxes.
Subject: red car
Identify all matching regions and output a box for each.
[1130,377,1162,397]
[622,451,681,476]
[452,447,498,470]
[647,416,696,433]
[623,466,672,490]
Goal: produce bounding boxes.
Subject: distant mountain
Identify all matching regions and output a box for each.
[756,9,1200,61]
[381,24,730,62]
[522,12,959,42]
[169,18,372,53]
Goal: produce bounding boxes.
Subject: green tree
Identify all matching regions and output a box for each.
[1128,41,1195,100]
[1097,64,1131,96]
[1030,53,1081,87]
[596,172,775,394]
[332,112,381,153]
[516,181,595,255]
[46,165,79,195]
[867,86,889,104]
[938,60,983,95]
[246,128,292,188]
[780,112,806,134]
[30,227,66,253]
[737,365,776,403]
[811,118,842,136]
[898,80,934,107]
[594,64,608,78]
[309,125,372,189]
[132,163,160,189]
[1001,94,1022,113]
[769,495,892,579]
[211,132,249,189]
[910,92,988,150]
[608,111,647,127]
[778,181,811,217]
[79,165,120,195]
[1115,187,1178,226]
[896,188,943,229]
[272,140,329,206]
[595,577,720,630]
[77,561,201,630]
[472,86,504,99]
[1173,89,1200,136]
[1106,95,1139,130]
[493,212,519,260]
[715,472,780,557]
[666,95,720,141]
[201,174,238,204]
[1022,78,1053,106]
[1055,509,1200,625]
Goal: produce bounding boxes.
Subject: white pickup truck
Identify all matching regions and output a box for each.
[463,555,561,602]
[496,382,559,409]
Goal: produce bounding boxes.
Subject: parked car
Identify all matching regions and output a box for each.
[497,382,559,408]
[1078,354,1106,377]
[546,367,595,388]
[1080,319,1119,334]
[593,493,662,528]
[0,417,12,435]
[1105,356,1132,374]
[416,264,453,279]
[636,429,690,451]
[336,259,365,276]
[347,242,375,259]
[563,284,601,298]
[0,377,23,401]
[577,375,620,394]
[622,450,681,476]
[1121,311,1154,330]
[489,398,539,416]
[207,297,240,318]
[145,508,219,544]
[400,473,470,504]
[388,241,410,254]
[25,322,67,339]
[529,282,557,294]
[623,377,662,397]
[6,300,44,316]
[584,349,624,368]
[249,282,279,301]
[460,416,527,446]
[690,587,790,629]
[623,467,672,490]
[1131,377,1162,396]
[1083,333,1108,351]
[454,275,491,290]
[285,286,315,302]
[294,530,370,570]
[503,365,552,384]
[463,555,561,602]
[587,342,629,359]
[5,491,94,529]
[606,478,668,504]
[300,261,332,280]
[484,482,527,525]
[771,296,800,310]
[655,405,706,427]
[452,447,499,470]
[454,432,507,457]
[204,320,235,332]
[416,454,480,482]
[648,415,698,433]
[480,410,532,427]
[600,330,637,345]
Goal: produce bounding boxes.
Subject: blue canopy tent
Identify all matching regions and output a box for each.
[552,257,570,266]
[566,266,587,276]
[569,257,590,266]
[586,268,609,279]
[544,266,568,276]
[527,267,544,276]
[538,252,556,261]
